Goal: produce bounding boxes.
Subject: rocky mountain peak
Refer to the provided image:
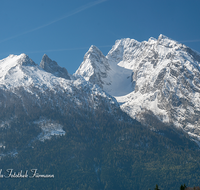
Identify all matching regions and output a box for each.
[75,46,110,88]
[0,54,37,85]
[40,54,53,65]
[158,34,169,40]
[3,53,36,67]
[17,53,37,66]
[88,45,101,53]
[75,34,200,145]
[83,45,106,61]
[40,54,70,80]
[106,38,141,64]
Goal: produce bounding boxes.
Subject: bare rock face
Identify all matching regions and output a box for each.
[40,54,71,80]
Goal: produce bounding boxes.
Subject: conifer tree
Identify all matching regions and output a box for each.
[155,184,160,190]
[180,184,187,190]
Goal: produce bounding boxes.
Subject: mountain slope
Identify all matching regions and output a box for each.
[76,45,134,96]
[0,53,120,155]
[76,34,200,143]
[1,51,200,189]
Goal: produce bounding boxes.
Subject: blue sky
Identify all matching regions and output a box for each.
[0,0,200,74]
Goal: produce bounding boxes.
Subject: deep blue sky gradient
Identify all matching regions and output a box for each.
[0,0,200,74]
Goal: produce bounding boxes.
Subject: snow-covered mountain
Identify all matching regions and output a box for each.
[0,53,120,146]
[75,45,111,89]
[76,34,200,143]
[1,40,200,190]
[1,34,200,145]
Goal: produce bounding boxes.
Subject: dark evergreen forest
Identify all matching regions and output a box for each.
[0,106,199,190]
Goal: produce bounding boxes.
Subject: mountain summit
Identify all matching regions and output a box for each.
[75,45,110,88]
[40,54,71,80]
[76,34,200,143]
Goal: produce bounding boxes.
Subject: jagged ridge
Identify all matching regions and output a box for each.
[76,34,200,144]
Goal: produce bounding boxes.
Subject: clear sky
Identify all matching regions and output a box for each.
[1,0,200,74]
